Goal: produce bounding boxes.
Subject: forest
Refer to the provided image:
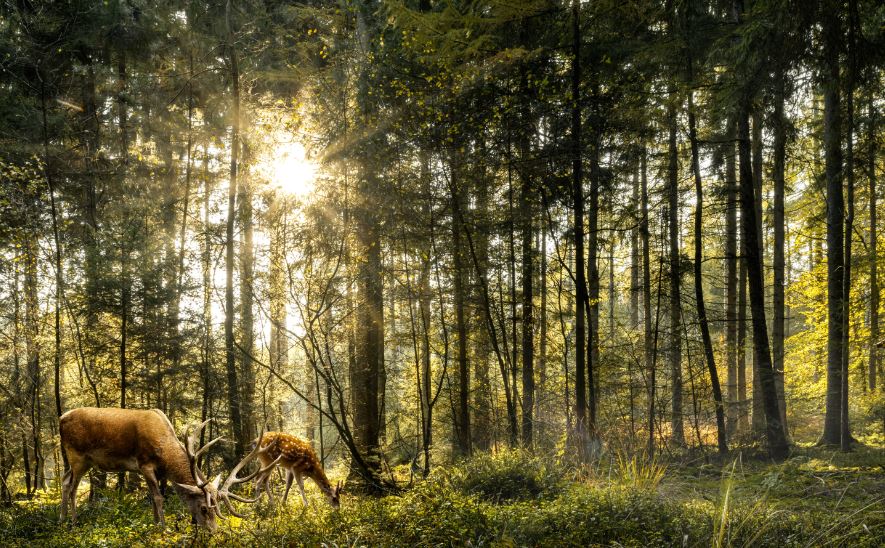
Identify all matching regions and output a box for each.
[0,0,883,546]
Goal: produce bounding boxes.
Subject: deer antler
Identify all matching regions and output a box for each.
[183,419,223,507]
[215,429,281,518]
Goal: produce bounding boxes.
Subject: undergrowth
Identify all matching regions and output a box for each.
[0,447,882,547]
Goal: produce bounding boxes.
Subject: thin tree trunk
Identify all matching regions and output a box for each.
[640,148,655,456]
[41,77,64,420]
[687,84,728,454]
[732,16,789,456]
[521,154,534,447]
[667,91,684,447]
[451,163,471,457]
[751,109,765,437]
[772,72,789,437]
[725,120,739,438]
[224,0,245,460]
[571,0,589,455]
[840,0,858,451]
[869,98,879,393]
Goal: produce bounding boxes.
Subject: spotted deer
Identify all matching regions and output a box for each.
[253,432,342,508]
[59,407,279,530]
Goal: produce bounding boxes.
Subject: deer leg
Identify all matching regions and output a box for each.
[140,466,165,527]
[295,474,308,507]
[59,467,73,523]
[259,469,275,506]
[65,457,89,526]
[282,469,295,504]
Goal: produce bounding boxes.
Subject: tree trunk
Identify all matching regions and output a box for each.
[570,0,589,455]
[772,73,789,438]
[451,163,471,457]
[667,92,684,447]
[869,98,879,393]
[840,0,858,451]
[640,148,655,455]
[520,151,534,447]
[738,92,789,460]
[238,147,256,445]
[41,77,64,420]
[224,0,245,460]
[820,0,844,446]
[751,109,765,437]
[725,120,739,438]
[687,85,728,454]
[473,163,492,451]
[631,164,640,329]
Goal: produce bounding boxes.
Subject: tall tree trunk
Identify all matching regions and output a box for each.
[772,72,789,438]
[751,109,765,437]
[224,0,245,460]
[631,163,640,329]
[520,153,534,447]
[737,86,789,460]
[588,82,600,436]
[725,120,739,438]
[820,0,844,446]
[352,0,384,489]
[41,77,63,420]
[118,53,130,412]
[200,147,213,455]
[451,164,471,457]
[667,92,685,447]
[840,0,859,451]
[869,98,879,393]
[238,148,256,444]
[570,0,589,455]
[419,167,434,468]
[640,148,655,455]
[473,163,492,451]
[24,234,43,489]
[687,84,728,454]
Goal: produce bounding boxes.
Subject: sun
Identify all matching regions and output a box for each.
[269,141,317,198]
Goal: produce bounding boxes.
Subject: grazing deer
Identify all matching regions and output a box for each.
[253,432,342,508]
[59,407,279,530]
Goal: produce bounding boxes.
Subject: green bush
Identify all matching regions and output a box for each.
[443,449,568,503]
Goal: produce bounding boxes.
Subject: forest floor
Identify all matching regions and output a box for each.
[0,443,883,547]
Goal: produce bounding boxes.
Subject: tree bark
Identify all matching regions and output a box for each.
[640,148,655,456]
[571,0,589,455]
[772,72,789,437]
[869,98,879,393]
[687,84,728,454]
[725,120,739,438]
[820,0,844,446]
[667,91,684,447]
[224,0,245,461]
[738,92,789,460]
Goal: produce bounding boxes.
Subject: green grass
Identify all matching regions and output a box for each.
[1,446,882,547]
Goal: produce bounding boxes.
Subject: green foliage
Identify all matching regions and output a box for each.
[443,449,569,503]
[2,450,882,547]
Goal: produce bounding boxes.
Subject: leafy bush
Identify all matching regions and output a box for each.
[443,449,569,503]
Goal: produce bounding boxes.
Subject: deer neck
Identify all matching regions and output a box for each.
[309,468,333,494]
[166,444,199,486]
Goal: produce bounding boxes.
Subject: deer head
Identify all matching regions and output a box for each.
[176,419,223,531]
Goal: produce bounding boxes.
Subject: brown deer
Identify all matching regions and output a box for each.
[253,432,342,508]
[59,407,279,530]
